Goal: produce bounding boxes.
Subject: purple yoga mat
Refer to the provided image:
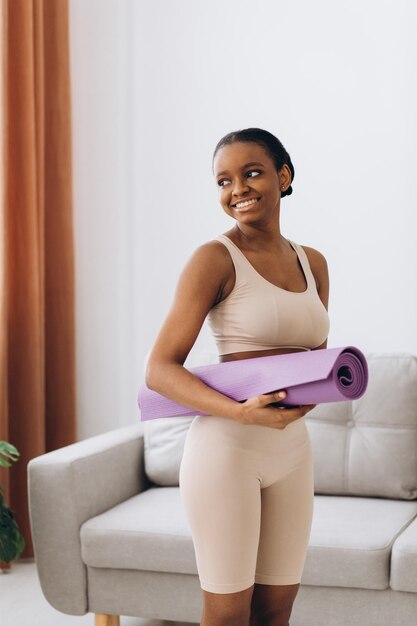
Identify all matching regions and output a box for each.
[138,345,368,421]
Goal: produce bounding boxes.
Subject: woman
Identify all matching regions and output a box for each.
[145,128,330,626]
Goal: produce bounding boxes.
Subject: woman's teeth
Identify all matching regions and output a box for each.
[234,198,259,210]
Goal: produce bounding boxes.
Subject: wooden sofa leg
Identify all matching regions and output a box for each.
[94,615,120,626]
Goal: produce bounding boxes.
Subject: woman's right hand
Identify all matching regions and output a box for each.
[236,391,316,429]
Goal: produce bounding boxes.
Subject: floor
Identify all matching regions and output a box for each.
[1,559,198,626]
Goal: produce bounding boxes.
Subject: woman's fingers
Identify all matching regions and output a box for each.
[284,403,316,414]
[260,390,287,405]
[269,401,317,429]
[238,391,317,428]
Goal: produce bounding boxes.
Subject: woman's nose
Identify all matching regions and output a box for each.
[232,178,250,196]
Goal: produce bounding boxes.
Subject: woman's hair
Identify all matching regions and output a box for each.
[212,128,294,197]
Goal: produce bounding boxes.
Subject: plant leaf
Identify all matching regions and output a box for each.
[0,442,20,468]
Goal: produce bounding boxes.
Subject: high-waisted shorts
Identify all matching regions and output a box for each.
[179,413,314,594]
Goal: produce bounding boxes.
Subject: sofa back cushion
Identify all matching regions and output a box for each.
[306,352,417,499]
[143,352,417,499]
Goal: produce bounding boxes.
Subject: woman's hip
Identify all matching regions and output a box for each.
[182,412,311,455]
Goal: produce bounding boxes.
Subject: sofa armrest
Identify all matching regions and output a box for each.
[28,423,149,615]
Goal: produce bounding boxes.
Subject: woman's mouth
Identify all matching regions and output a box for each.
[233,197,260,212]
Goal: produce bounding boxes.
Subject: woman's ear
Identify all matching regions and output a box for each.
[279,164,292,191]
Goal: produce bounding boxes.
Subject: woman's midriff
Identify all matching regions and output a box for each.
[219,346,308,363]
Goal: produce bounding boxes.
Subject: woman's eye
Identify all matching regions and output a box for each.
[247,169,261,178]
[217,170,261,187]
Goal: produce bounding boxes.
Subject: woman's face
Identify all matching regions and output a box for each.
[213,141,291,224]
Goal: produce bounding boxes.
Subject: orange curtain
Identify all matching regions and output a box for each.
[0,0,76,559]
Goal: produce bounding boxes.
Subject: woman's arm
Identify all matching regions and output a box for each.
[145,241,244,421]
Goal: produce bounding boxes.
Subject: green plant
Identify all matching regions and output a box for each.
[0,442,25,564]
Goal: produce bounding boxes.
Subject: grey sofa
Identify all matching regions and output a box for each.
[28,352,417,626]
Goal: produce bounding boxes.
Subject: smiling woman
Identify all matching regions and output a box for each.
[145,127,329,626]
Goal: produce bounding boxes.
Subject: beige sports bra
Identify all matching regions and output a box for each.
[206,234,330,356]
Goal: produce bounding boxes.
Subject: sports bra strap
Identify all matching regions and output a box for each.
[215,234,314,293]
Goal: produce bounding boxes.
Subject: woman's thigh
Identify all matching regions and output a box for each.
[179,419,263,594]
[254,445,314,586]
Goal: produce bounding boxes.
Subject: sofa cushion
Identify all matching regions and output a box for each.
[80,486,197,575]
[144,417,194,486]
[391,515,417,592]
[303,495,417,589]
[306,353,417,499]
[81,487,417,591]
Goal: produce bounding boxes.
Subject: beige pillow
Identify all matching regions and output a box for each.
[144,416,194,486]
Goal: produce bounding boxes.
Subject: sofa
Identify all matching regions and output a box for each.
[28,352,417,626]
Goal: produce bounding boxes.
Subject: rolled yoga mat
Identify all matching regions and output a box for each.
[138,345,368,421]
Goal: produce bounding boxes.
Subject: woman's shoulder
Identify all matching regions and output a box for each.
[190,236,233,261]
[185,237,234,276]
[297,243,329,291]
[297,243,328,269]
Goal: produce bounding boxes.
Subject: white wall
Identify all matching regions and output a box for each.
[70,0,135,438]
[70,0,417,438]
